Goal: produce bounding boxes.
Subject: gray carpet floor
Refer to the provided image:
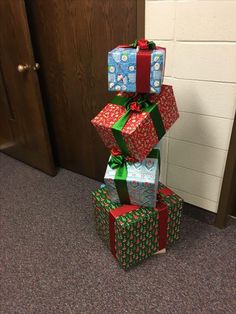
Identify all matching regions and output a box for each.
[0,153,235,314]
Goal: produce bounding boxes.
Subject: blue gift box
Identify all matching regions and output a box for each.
[108,47,165,93]
[104,144,160,208]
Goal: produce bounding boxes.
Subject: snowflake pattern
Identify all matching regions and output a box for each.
[108,47,165,93]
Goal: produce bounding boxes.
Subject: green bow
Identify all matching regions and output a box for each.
[108,154,130,204]
[108,155,126,169]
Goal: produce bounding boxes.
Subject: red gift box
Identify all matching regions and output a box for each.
[91,85,179,161]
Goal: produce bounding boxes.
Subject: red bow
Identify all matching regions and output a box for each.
[111,147,122,156]
[111,148,137,163]
[125,156,137,163]
[137,39,149,50]
[138,39,148,50]
[130,101,141,112]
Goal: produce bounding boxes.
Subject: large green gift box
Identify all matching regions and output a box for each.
[92,182,183,270]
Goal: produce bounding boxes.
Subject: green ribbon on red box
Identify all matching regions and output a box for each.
[111,93,165,157]
[109,200,168,259]
[108,147,161,204]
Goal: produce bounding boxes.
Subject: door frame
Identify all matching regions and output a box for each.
[215,111,236,228]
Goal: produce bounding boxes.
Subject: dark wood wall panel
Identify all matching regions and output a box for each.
[27,0,141,181]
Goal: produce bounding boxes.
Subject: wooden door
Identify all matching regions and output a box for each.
[27,0,143,181]
[0,0,56,175]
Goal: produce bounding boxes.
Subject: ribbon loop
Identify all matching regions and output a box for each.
[130,38,156,50]
[108,155,125,170]
[125,94,152,112]
[108,149,130,204]
[129,102,141,112]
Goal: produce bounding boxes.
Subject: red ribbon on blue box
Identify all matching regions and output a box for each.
[118,39,166,93]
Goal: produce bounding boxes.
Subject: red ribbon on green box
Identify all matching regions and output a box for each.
[109,200,168,259]
[111,93,165,157]
[108,148,161,204]
[159,187,173,198]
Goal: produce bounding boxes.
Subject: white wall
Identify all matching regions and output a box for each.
[146,0,236,213]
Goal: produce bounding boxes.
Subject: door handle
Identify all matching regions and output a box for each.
[17,63,40,73]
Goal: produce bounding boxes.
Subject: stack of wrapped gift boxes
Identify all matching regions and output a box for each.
[91,39,184,270]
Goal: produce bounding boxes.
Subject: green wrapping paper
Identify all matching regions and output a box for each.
[92,182,183,270]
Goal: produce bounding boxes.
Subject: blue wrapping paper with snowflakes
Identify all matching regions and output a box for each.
[108,40,165,94]
[104,144,160,208]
